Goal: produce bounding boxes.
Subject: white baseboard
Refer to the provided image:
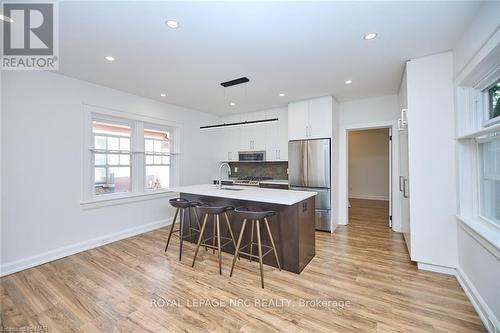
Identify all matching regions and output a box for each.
[0,217,172,277]
[456,267,499,333]
[349,194,389,201]
[417,262,456,276]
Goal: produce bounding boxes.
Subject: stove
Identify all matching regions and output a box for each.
[233,176,273,186]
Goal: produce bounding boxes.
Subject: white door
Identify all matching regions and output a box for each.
[308,97,332,139]
[288,101,309,140]
[399,125,411,254]
[388,128,392,228]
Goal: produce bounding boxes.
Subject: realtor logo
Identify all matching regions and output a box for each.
[1,2,59,70]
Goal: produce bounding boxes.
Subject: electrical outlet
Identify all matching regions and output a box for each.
[234,167,238,173]
[286,168,289,174]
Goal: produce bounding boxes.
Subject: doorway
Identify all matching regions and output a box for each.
[348,128,391,227]
[337,120,401,231]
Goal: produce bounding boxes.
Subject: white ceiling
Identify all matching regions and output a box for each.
[58,1,481,115]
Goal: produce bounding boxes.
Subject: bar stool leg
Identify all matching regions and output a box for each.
[179,208,185,261]
[256,220,264,288]
[165,207,179,252]
[249,220,255,262]
[193,208,207,251]
[230,219,247,277]
[216,214,222,275]
[187,207,192,242]
[264,217,281,271]
[192,213,208,268]
[212,215,216,254]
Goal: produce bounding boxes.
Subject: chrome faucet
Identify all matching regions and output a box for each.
[218,163,231,189]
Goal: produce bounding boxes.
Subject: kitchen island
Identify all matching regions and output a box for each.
[171,184,316,273]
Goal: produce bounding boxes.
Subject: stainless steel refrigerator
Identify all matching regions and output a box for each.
[288,138,331,231]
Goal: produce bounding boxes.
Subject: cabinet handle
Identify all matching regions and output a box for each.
[403,178,409,198]
[399,176,404,191]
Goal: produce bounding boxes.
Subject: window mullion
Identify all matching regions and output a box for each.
[131,121,145,193]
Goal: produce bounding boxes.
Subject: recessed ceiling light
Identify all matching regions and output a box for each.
[160,93,166,97]
[0,15,14,23]
[279,93,285,97]
[104,55,115,62]
[166,20,179,29]
[230,102,236,106]
[345,80,352,84]
[364,32,377,40]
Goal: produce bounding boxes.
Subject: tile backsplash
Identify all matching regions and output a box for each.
[228,162,288,179]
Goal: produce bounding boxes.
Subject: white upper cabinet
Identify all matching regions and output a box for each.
[222,114,241,161]
[288,100,309,140]
[265,108,288,161]
[241,111,266,151]
[308,97,333,139]
[288,96,333,140]
[216,108,288,162]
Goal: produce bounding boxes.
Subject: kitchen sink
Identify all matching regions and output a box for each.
[219,187,245,191]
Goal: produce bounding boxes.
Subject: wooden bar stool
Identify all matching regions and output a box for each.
[192,205,237,275]
[165,198,204,261]
[230,208,281,288]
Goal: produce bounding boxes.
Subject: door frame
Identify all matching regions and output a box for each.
[337,120,401,231]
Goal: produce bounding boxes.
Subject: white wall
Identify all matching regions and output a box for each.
[452,3,500,331]
[453,1,500,78]
[406,52,457,269]
[1,71,219,276]
[338,94,400,125]
[348,129,390,201]
[335,94,400,228]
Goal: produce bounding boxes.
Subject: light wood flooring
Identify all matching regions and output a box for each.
[1,199,484,332]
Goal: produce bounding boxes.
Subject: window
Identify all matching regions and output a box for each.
[86,110,179,202]
[487,79,500,120]
[144,128,171,190]
[92,121,131,195]
[479,136,500,225]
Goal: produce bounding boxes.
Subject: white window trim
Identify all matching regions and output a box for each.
[81,103,182,207]
[455,31,500,251]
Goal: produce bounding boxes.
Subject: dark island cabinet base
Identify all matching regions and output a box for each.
[180,193,316,274]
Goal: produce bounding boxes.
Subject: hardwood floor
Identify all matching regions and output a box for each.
[1,199,484,332]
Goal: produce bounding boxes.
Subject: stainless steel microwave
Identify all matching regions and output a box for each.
[238,151,266,162]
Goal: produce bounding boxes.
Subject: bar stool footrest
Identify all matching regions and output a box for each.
[199,236,234,250]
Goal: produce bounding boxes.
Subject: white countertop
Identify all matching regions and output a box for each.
[171,184,316,205]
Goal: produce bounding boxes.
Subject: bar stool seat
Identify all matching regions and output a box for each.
[230,207,281,288]
[192,205,237,275]
[164,198,204,261]
[232,208,275,220]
